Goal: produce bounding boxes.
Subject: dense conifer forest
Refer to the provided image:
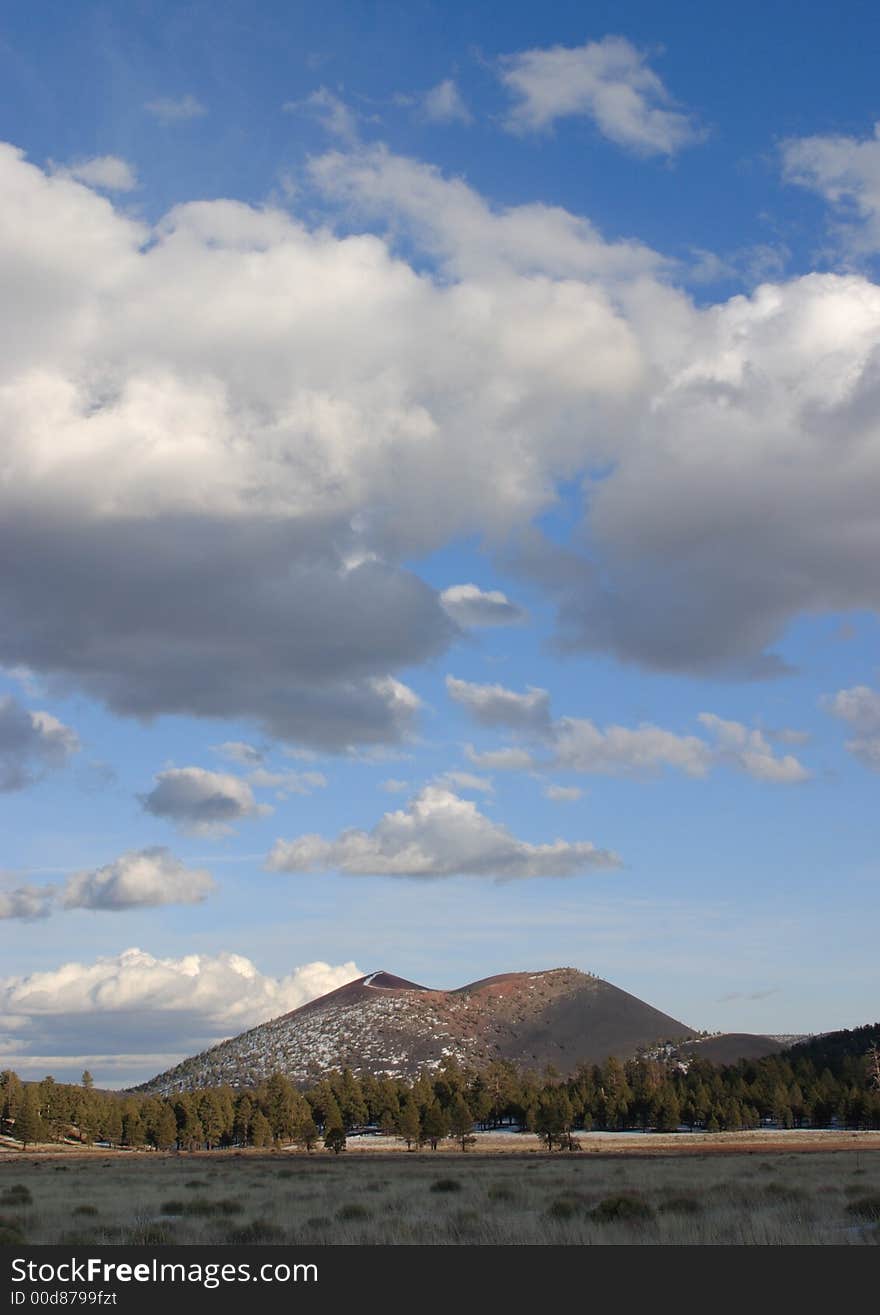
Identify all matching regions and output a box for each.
[2,1024,879,1152]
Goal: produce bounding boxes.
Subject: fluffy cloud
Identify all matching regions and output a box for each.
[0,694,79,791]
[266,784,620,879]
[551,717,713,777]
[823,683,880,768]
[145,94,206,124]
[213,740,265,766]
[557,716,808,781]
[546,275,880,675]
[140,767,269,835]
[446,675,551,732]
[498,35,703,154]
[62,848,215,910]
[61,156,138,192]
[464,745,535,771]
[450,677,809,782]
[696,714,811,784]
[543,783,583,802]
[283,88,360,143]
[0,883,54,920]
[309,141,665,285]
[440,583,526,627]
[422,79,472,125]
[0,948,361,1081]
[3,137,880,728]
[434,770,494,794]
[310,148,880,676]
[781,124,880,253]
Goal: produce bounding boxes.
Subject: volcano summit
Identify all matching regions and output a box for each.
[136,967,698,1095]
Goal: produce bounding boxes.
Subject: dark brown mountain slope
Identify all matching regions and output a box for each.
[135,967,697,1095]
[679,1033,793,1064]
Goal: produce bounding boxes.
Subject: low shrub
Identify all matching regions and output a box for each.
[846,1195,880,1222]
[487,1185,515,1202]
[1,1185,32,1207]
[430,1178,462,1193]
[161,1197,243,1218]
[763,1182,806,1202]
[226,1219,285,1244]
[547,1198,580,1220]
[126,1223,176,1245]
[591,1194,655,1223]
[73,1204,99,1217]
[658,1196,703,1216]
[336,1203,370,1221]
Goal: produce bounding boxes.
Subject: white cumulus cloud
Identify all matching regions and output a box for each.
[283,87,360,142]
[2,139,880,725]
[543,783,583,802]
[823,682,880,768]
[62,848,216,910]
[446,675,551,731]
[782,123,880,253]
[422,79,472,125]
[213,740,265,766]
[140,767,269,835]
[449,678,810,782]
[0,695,79,792]
[266,784,620,879]
[498,34,703,154]
[0,883,55,920]
[61,156,138,192]
[0,948,361,1081]
[440,584,527,627]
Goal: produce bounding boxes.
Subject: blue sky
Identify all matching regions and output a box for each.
[1,1,879,1085]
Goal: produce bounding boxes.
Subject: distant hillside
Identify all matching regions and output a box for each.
[135,967,698,1095]
[679,1033,789,1064]
[783,1022,880,1077]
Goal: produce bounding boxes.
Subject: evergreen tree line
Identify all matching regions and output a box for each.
[2,1023,878,1152]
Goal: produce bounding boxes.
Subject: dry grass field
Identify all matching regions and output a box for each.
[2,1140,880,1245]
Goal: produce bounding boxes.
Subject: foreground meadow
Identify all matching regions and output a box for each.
[2,1147,880,1245]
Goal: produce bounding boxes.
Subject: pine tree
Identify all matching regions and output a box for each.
[422,1099,449,1150]
[294,1111,319,1153]
[101,1100,123,1148]
[250,1110,272,1148]
[654,1088,681,1133]
[0,1070,23,1128]
[14,1087,45,1148]
[266,1073,300,1143]
[233,1093,254,1146]
[81,1071,95,1090]
[154,1105,178,1150]
[397,1100,422,1150]
[198,1090,226,1149]
[447,1093,475,1151]
[339,1069,368,1129]
[322,1093,345,1137]
[39,1076,67,1142]
[122,1104,145,1148]
[324,1126,346,1154]
[535,1087,574,1150]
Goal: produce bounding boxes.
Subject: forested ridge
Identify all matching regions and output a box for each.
[2,1024,879,1152]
